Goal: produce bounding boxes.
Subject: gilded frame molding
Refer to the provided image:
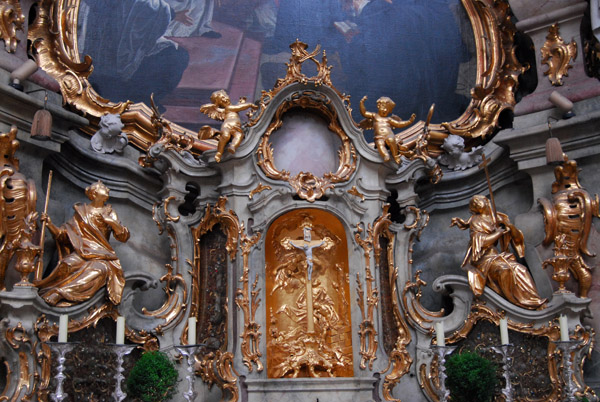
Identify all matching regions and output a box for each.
[256,91,357,202]
[28,0,523,156]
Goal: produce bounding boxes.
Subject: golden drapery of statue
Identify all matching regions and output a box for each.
[35,181,130,306]
[451,195,546,309]
[265,209,353,378]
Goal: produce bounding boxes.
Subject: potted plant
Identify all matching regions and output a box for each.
[445,351,498,402]
[126,351,179,402]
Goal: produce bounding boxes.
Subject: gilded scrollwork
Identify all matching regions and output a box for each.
[354,222,379,371]
[541,24,578,86]
[539,156,600,297]
[198,350,239,402]
[235,227,263,373]
[0,0,24,53]
[4,322,35,401]
[248,182,272,200]
[257,92,356,202]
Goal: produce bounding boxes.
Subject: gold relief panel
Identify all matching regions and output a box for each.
[29,0,523,161]
[257,93,356,202]
[265,209,353,378]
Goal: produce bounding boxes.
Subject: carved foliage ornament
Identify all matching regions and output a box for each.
[0,0,24,53]
[257,92,356,202]
[29,1,523,158]
[541,24,578,86]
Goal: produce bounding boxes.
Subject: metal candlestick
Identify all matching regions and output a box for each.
[431,345,456,401]
[108,344,136,402]
[47,342,77,402]
[554,340,580,402]
[175,345,203,402]
[491,344,514,402]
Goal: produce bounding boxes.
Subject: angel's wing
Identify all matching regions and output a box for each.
[200,103,226,121]
[358,118,373,130]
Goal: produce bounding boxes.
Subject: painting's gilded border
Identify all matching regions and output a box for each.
[28,0,522,157]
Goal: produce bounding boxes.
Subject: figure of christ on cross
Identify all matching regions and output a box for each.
[281,224,334,334]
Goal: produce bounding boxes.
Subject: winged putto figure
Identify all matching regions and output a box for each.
[198,90,258,162]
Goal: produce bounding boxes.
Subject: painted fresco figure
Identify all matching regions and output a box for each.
[78,0,190,110]
[451,195,547,310]
[164,0,220,38]
[36,181,130,307]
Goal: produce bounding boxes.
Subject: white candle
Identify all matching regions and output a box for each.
[499,318,509,345]
[116,316,126,344]
[559,315,569,342]
[188,317,197,345]
[58,315,68,342]
[435,321,445,347]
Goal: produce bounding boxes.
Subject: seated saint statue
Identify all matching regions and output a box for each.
[451,195,546,310]
[36,181,130,307]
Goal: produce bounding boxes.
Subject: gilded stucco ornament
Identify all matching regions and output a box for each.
[451,195,547,309]
[35,181,130,307]
[4,322,36,401]
[257,92,356,202]
[0,126,37,290]
[541,24,578,86]
[199,90,258,162]
[538,156,600,297]
[235,227,263,372]
[13,212,41,287]
[0,0,24,53]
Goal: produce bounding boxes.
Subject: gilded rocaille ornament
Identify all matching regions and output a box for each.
[541,23,578,86]
[538,155,600,297]
[199,90,258,163]
[0,0,24,53]
[451,195,547,309]
[13,212,41,287]
[359,96,416,164]
[35,181,130,306]
[0,126,37,290]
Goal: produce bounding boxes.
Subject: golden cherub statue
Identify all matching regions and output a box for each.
[451,195,546,310]
[198,90,258,163]
[35,181,130,306]
[359,96,416,164]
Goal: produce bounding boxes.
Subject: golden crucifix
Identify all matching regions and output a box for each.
[281,223,333,334]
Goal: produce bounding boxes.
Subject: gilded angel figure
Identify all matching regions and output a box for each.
[198,89,258,162]
[35,181,130,306]
[451,195,546,309]
[359,95,416,164]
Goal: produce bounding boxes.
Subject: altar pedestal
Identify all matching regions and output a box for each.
[243,377,377,402]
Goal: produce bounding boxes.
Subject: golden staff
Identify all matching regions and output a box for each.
[35,170,52,282]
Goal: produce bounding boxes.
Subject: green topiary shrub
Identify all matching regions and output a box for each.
[126,351,178,402]
[445,351,498,402]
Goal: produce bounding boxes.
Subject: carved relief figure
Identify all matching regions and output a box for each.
[199,89,258,162]
[90,113,128,154]
[437,134,483,170]
[359,95,416,163]
[266,211,353,378]
[0,126,37,290]
[539,156,600,297]
[451,195,547,309]
[36,181,130,306]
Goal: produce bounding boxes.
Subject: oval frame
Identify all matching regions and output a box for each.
[28,0,522,156]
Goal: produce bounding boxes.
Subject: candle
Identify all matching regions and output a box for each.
[435,321,445,347]
[58,315,68,342]
[188,317,197,345]
[499,318,509,345]
[559,314,569,342]
[116,316,125,344]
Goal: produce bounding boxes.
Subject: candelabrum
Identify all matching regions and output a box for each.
[554,340,580,402]
[175,344,204,402]
[47,342,78,402]
[431,345,456,402]
[108,344,136,402]
[491,344,514,402]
